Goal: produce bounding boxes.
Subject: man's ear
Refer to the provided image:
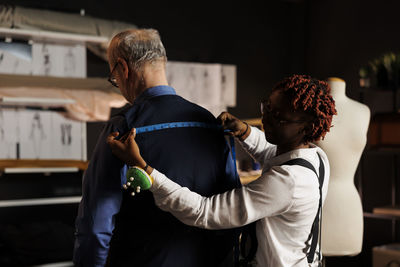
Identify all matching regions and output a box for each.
[117,57,129,79]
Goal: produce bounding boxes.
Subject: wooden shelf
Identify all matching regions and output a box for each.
[0,27,107,44]
[0,159,89,171]
[364,212,400,220]
[240,174,261,185]
[366,146,400,154]
[0,196,81,208]
[0,96,76,108]
[0,73,118,93]
[32,261,73,267]
[373,205,400,217]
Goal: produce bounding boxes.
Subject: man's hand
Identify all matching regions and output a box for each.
[217,112,250,140]
[107,128,147,168]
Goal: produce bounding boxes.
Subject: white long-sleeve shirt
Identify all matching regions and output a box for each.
[150,127,330,267]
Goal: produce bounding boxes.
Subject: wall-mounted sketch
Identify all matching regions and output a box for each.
[64,47,76,77]
[18,109,52,159]
[32,42,86,78]
[41,44,52,76]
[0,42,32,75]
[29,112,47,157]
[51,112,83,160]
[166,61,236,116]
[221,65,237,107]
[11,109,84,160]
[61,123,72,145]
[0,109,4,141]
[0,108,18,159]
[0,40,86,77]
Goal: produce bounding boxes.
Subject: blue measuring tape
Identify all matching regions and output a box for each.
[134,121,238,179]
[135,121,225,134]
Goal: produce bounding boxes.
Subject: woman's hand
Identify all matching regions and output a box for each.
[217,112,250,141]
[107,128,147,168]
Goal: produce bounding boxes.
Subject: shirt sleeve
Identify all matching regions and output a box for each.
[239,126,277,166]
[149,166,295,229]
[73,119,126,267]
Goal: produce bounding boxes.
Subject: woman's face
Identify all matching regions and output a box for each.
[261,90,312,150]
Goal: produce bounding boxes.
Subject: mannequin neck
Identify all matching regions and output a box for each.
[328,80,347,101]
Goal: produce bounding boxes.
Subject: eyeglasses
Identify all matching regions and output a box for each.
[260,101,309,126]
[108,62,120,88]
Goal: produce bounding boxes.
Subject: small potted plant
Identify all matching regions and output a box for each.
[360,52,400,89]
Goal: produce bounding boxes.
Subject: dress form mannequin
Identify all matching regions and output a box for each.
[316,77,370,256]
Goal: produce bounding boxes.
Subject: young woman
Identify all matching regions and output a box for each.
[107,74,337,267]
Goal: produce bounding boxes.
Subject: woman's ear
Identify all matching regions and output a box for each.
[303,122,315,136]
[117,57,129,79]
[300,122,314,144]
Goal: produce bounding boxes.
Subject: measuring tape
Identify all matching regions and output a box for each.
[135,121,226,134]
[134,121,238,178]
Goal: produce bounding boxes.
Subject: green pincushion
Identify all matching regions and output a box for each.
[123,167,153,196]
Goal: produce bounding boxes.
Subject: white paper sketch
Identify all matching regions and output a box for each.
[32,42,86,78]
[0,48,32,75]
[221,65,237,107]
[16,109,84,160]
[166,61,236,116]
[166,62,221,105]
[51,112,83,160]
[0,108,18,159]
[18,109,52,159]
[0,42,32,75]
[61,123,72,145]
[64,47,76,77]
[41,44,52,76]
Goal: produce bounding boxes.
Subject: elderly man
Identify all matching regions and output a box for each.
[73,29,239,267]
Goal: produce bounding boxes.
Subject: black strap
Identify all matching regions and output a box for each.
[239,222,258,266]
[284,154,324,264]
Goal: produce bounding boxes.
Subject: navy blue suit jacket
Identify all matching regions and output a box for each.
[74,86,239,267]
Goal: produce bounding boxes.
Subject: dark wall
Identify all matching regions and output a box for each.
[305,0,400,102]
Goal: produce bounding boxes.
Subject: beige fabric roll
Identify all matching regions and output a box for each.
[0,5,138,60]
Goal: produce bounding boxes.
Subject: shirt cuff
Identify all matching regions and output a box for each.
[241,126,258,145]
[149,168,168,192]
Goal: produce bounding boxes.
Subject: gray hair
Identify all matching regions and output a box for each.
[109,28,167,71]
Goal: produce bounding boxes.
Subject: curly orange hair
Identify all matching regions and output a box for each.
[272,74,337,143]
